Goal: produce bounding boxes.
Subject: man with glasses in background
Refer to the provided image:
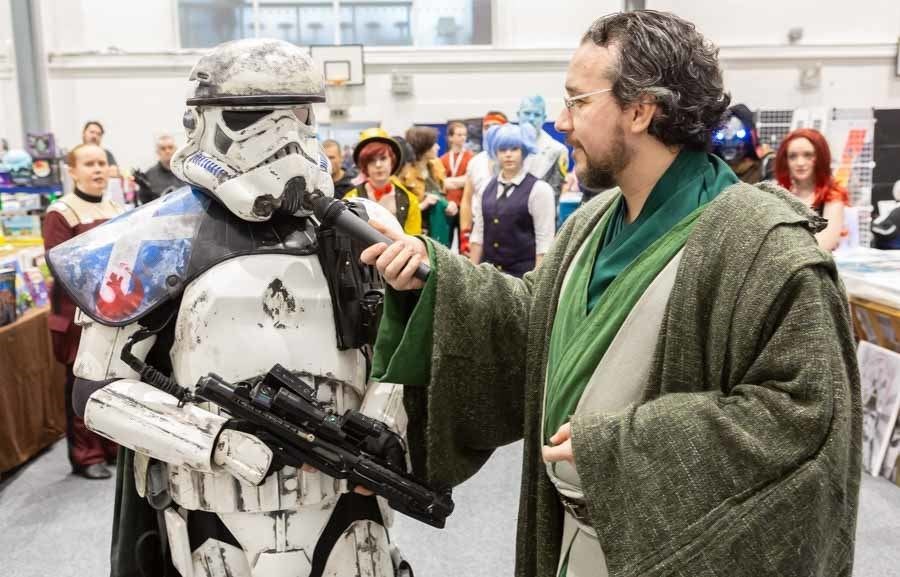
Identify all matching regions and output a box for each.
[362,10,860,577]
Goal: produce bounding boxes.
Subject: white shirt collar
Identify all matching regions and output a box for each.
[498,167,529,186]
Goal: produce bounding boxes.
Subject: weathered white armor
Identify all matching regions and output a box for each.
[51,38,409,577]
[77,253,406,576]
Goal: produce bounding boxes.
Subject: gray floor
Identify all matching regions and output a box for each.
[1,439,898,577]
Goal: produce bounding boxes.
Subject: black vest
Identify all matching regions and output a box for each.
[482,173,538,277]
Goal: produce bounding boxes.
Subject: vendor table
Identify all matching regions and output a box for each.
[0,306,66,473]
[833,248,900,353]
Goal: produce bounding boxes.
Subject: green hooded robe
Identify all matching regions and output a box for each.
[373,181,861,577]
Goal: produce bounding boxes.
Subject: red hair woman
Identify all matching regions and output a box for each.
[344,128,422,235]
[775,128,849,250]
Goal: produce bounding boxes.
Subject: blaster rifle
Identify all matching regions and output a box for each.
[195,364,454,529]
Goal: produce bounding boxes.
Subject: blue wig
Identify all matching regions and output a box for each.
[488,123,537,160]
[482,123,502,153]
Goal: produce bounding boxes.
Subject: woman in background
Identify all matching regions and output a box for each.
[469,123,555,276]
[775,128,849,250]
[344,128,422,235]
[404,126,456,247]
[43,143,123,480]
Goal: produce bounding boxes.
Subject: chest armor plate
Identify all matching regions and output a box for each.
[167,253,367,512]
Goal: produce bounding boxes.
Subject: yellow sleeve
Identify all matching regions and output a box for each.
[396,169,424,201]
[343,188,358,199]
[429,158,446,188]
[404,191,423,235]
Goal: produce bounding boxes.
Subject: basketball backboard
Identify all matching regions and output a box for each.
[309,44,365,86]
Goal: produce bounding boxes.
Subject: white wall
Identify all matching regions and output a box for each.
[21,0,900,170]
[36,0,617,52]
[722,52,900,111]
[0,0,23,149]
[46,65,190,169]
[40,0,179,53]
[653,0,900,46]
[493,0,619,48]
[652,0,900,111]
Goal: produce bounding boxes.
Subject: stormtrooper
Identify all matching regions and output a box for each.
[517,95,569,198]
[48,39,411,577]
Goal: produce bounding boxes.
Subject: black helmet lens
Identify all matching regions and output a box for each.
[222,109,274,131]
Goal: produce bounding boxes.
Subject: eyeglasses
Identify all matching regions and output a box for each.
[563,88,613,110]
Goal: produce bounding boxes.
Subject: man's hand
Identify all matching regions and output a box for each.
[360,220,429,291]
[541,422,574,465]
[445,201,459,217]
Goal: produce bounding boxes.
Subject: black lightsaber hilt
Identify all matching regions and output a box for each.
[306,192,431,282]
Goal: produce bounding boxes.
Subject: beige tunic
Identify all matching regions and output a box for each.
[545,247,686,577]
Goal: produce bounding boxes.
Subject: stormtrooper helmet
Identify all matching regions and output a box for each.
[171,38,333,222]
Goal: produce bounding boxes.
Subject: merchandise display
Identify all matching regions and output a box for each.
[0,132,64,209]
[0,149,34,185]
[0,266,15,326]
[0,133,62,325]
[0,242,50,323]
[1,214,41,238]
[24,133,60,187]
[858,341,900,483]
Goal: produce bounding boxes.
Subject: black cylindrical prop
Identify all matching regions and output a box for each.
[307,192,431,282]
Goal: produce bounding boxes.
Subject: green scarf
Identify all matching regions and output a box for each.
[588,150,738,309]
[544,150,738,439]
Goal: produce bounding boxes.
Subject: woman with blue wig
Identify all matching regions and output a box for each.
[469,123,556,276]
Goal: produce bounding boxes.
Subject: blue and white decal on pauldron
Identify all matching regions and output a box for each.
[47,186,210,325]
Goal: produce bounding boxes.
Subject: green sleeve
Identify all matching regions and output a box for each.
[427,196,453,247]
[370,241,439,386]
[383,238,538,487]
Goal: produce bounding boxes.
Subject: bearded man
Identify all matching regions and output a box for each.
[362,10,861,577]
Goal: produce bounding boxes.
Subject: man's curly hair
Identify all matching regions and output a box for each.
[582,10,731,150]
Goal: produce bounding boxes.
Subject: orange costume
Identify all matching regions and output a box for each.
[440,149,473,206]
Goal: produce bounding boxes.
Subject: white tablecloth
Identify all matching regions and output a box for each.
[833,248,900,309]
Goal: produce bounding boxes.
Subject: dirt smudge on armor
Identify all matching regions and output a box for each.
[232,477,245,511]
[262,278,298,329]
[192,39,319,100]
[218,546,236,577]
[191,291,209,309]
[179,290,210,351]
[356,522,380,554]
